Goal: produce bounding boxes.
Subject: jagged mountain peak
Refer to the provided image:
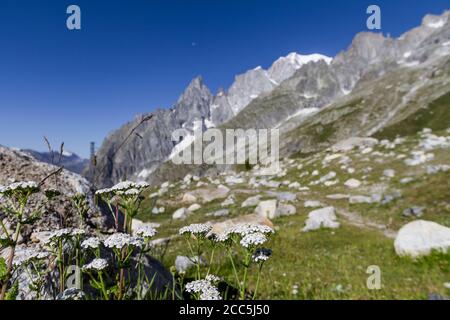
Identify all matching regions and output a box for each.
[422,11,449,29]
[176,75,212,105]
[269,52,332,84]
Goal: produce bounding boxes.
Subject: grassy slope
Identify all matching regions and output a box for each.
[136,130,450,299]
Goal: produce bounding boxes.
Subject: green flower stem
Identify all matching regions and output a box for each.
[206,246,216,277]
[227,247,240,294]
[0,201,24,300]
[252,263,264,300]
[240,251,251,300]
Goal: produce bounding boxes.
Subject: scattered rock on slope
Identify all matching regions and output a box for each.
[394,220,450,258]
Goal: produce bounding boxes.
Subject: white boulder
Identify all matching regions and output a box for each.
[344,178,361,188]
[394,220,450,258]
[255,200,278,219]
[172,208,189,220]
[303,207,340,232]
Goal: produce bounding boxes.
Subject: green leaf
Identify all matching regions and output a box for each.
[5,281,19,300]
[0,257,7,281]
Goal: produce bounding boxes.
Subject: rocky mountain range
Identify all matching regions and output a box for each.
[22,149,89,175]
[87,11,450,188]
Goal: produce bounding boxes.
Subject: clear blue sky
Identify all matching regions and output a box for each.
[0,0,448,158]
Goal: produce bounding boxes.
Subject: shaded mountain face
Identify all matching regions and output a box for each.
[88,53,331,188]
[86,77,213,188]
[89,11,450,188]
[22,149,89,175]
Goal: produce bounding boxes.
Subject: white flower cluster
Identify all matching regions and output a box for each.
[179,223,212,236]
[185,279,222,301]
[47,228,85,243]
[205,274,221,284]
[135,226,157,239]
[104,233,143,250]
[0,181,39,195]
[212,223,274,244]
[81,237,102,250]
[227,223,274,237]
[95,181,149,196]
[13,248,50,267]
[252,248,272,262]
[240,232,268,249]
[82,258,108,272]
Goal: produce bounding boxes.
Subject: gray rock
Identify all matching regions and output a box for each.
[175,256,205,273]
[383,169,396,178]
[344,178,361,188]
[172,208,189,220]
[206,209,230,217]
[266,191,297,202]
[304,200,323,208]
[255,200,278,219]
[187,203,201,212]
[276,203,297,216]
[394,220,450,258]
[349,195,373,204]
[303,207,340,231]
[241,195,262,207]
[221,195,236,207]
[326,194,350,200]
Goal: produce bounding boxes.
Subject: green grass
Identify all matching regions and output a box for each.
[153,213,449,299]
[374,91,450,140]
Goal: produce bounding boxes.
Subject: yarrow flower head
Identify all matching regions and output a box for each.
[185,279,222,301]
[0,181,39,197]
[82,258,109,272]
[13,248,50,267]
[46,228,86,245]
[104,233,143,250]
[95,181,149,198]
[240,232,268,249]
[205,274,221,284]
[226,223,274,238]
[179,223,212,237]
[135,225,157,239]
[71,228,86,237]
[47,228,73,243]
[81,237,102,250]
[252,248,272,262]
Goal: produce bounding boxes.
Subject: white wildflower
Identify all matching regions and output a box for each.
[82,258,109,272]
[240,232,267,249]
[135,226,157,239]
[111,181,135,192]
[13,248,50,267]
[226,223,274,237]
[135,181,150,189]
[200,286,222,300]
[47,228,73,242]
[185,279,222,301]
[179,223,212,236]
[104,233,143,250]
[205,274,221,284]
[95,187,111,196]
[123,188,140,196]
[0,181,39,195]
[81,237,101,250]
[71,228,86,237]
